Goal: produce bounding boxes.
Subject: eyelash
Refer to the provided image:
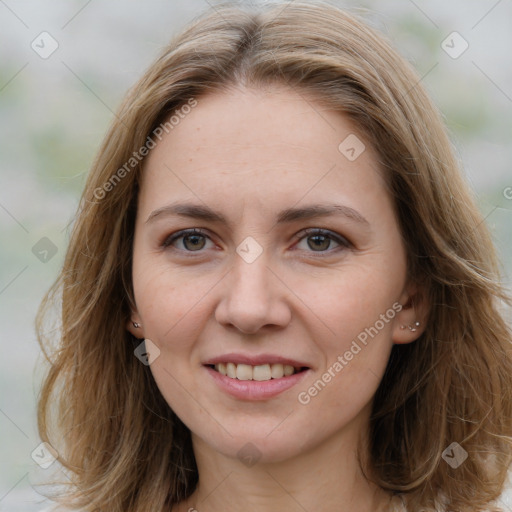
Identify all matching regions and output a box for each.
[161,228,351,256]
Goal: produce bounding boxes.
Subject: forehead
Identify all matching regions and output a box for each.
[146,84,366,160]
[139,85,386,215]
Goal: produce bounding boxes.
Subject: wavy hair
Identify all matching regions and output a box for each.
[36,1,512,511]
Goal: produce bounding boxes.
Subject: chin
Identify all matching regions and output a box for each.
[191,422,318,465]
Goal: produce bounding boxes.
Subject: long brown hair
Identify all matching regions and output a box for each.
[36,2,512,511]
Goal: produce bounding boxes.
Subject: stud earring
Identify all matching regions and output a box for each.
[400,321,420,331]
[133,322,141,328]
[409,321,420,332]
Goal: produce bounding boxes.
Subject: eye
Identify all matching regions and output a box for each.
[161,227,351,256]
[161,228,214,252]
[294,228,351,254]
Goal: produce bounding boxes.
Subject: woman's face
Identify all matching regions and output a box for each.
[128,85,422,463]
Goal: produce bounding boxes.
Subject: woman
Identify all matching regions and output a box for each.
[36,1,512,511]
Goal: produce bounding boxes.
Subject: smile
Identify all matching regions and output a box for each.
[208,362,307,381]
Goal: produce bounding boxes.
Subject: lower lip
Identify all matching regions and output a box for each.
[204,365,310,401]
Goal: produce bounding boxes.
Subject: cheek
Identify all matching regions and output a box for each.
[132,256,185,345]
[133,266,208,424]
[133,246,188,318]
[298,259,402,339]
[294,285,396,430]
[137,276,197,345]
[293,261,401,399]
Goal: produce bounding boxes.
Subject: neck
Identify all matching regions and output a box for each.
[176,406,392,512]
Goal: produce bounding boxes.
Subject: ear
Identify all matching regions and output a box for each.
[126,311,144,339]
[392,280,429,345]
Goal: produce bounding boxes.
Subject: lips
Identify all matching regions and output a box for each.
[202,353,311,399]
[202,353,310,368]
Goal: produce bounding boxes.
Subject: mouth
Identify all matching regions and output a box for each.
[205,362,309,381]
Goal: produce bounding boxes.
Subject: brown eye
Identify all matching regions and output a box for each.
[181,233,206,251]
[307,234,331,251]
[295,228,351,254]
[162,229,212,252]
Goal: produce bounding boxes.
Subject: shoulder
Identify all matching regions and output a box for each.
[395,468,512,511]
[498,472,512,509]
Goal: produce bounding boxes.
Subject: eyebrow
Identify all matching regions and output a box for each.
[145,202,370,227]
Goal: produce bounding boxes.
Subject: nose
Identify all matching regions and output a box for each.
[215,252,292,335]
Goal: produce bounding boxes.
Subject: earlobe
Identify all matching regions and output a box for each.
[400,321,421,332]
[392,283,429,344]
[126,317,143,338]
[393,316,425,345]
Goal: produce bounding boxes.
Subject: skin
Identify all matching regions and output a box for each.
[127,84,428,512]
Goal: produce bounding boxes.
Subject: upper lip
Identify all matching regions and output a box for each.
[202,353,311,368]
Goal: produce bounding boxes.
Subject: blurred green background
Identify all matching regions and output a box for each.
[1,1,511,510]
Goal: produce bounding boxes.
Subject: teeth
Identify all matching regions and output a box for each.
[253,364,271,381]
[213,363,299,381]
[270,364,284,379]
[236,364,253,381]
[284,365,294,376]
[226,362,236,379]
